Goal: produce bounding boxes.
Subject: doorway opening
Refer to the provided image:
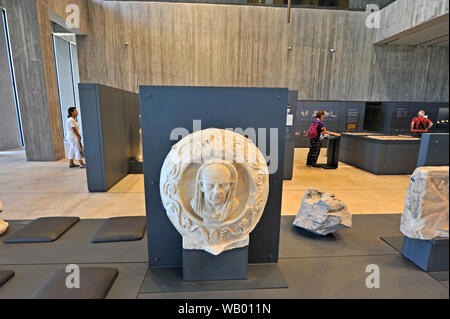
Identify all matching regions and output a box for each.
[363,102,383,132]
[52,28,82,158]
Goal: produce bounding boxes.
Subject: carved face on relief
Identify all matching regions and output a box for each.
[191,161,239,224]
[201,164,231,206]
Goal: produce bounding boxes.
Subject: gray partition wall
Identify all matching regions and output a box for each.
[379,102,449,134]
[79,84,140,192]
[140,86,287,267]
[417,133,450,167]
[293,101,366,148]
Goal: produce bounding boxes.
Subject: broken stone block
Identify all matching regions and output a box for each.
[0,220,8,236]
[293,189,352,236]
[401,166,449,240]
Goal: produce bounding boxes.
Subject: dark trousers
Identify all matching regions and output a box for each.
[306,137,323,166]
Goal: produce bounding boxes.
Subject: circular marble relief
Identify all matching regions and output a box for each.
[160,128,269,255]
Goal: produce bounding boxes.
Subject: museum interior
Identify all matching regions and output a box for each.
[0,0,448,301]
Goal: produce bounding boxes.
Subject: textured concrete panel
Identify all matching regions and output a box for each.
[0,0,63,160]
[0,11,21,151]
[75,2,448,102]
[374,0,449,44]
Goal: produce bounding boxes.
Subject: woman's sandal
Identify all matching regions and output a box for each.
[70,164,80,168]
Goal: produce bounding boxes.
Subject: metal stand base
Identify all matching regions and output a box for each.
[402,236,449,272]
[183,247,248,281]
[319,164,338,169]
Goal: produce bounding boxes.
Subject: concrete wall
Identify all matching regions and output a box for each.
[374,0,449,44]
[0,10,21,151]
[76,1,449,102]
[0,0,63,160]
[77,1,289,92]
[0,0,88,160]
[287,8,448,102]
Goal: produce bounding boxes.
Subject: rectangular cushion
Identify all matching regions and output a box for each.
[32,267,118,299]
[4,217,79,244]
[0,270,14,287]
[91,216,146,243]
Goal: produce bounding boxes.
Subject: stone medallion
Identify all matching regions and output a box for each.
[160,128,269,255]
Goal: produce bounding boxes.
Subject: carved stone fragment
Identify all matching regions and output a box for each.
[293,189,352,235]
[401,166,449,240]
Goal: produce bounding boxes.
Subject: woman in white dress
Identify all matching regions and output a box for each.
[67,107,86,168]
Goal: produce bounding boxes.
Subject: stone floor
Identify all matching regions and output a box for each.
[1,215,448,299]
[0,148,411,220]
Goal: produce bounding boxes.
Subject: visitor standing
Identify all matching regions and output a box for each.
[67,107,86,168]
[306,110,340,168]
[411,110,433,137]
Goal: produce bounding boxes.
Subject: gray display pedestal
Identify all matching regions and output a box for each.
[321,136,341,169]
[417,133,449,167]
[183,247,248,281]
[140,86,287,269]
[402,236,449,272]
[339,133,421,175]
[283,90,298,180]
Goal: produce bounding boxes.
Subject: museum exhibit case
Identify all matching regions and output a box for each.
[339,133,422,174]
[140,86,288,284]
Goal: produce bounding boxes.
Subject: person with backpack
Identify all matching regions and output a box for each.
[306,110,340,168]
[411,110,433,138]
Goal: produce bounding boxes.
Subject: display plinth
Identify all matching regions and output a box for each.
[321,136,341,169]
[339,133,421,174]
[183,247,248,281]
[402,236,449,272]
[140,86,287,267]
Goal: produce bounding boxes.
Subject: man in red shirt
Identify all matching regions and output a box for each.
[411,110,433,137]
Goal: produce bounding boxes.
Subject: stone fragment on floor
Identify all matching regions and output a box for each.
[293,189,352,235]
[401,166,449,240]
